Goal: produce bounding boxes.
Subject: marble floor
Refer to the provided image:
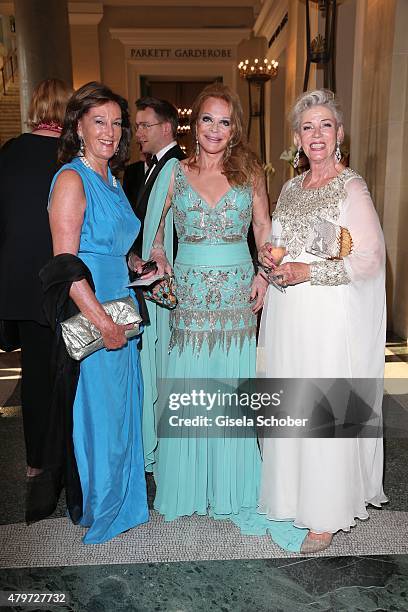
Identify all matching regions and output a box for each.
[1,555,408,612]
[1,341,408,612]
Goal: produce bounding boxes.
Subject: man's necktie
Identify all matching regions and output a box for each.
[145,155,158,182]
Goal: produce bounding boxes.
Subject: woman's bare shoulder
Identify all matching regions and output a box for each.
[54,168,83,187]
[50,169,86,213]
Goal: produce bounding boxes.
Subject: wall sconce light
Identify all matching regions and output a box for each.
[238,57,278,162]
[303,0,339,92]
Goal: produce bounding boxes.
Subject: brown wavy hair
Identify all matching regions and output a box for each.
[188,83,263,187]
[27,78,72,129]
[58,81,132,175]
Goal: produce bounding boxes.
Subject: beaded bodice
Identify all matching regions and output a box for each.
[171,162,252,244]
[273,167,361,259]
[169,162,256,355]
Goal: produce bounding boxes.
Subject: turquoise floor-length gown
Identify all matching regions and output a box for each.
[147,161,307,553]
[50,157,148,544]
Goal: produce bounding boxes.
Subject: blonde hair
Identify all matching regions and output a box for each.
[289,89,343,132]
[27,78,72,128]
[188,83,263,187]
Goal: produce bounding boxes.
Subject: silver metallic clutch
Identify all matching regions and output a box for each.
[61,295,142,361]
[305,218,353,259]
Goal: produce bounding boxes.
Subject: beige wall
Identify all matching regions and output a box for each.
[385,0,408,338]
[334,0,356,141]
[285,0,308,104]
[70,25,101,88]
[99,4,254,30]
[351,0,408,338]
[352,0,396,216]
[98,3,254,96]
[97,8,127,97]
[283,0,308,154]
[267,46,287,205]
[70,4,254,100]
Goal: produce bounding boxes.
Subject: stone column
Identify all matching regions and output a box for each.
[14,0,73,131]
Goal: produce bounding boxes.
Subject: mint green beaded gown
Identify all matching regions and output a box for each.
[142,160,307,552]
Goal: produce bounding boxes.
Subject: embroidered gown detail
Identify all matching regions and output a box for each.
[168,163,257,356]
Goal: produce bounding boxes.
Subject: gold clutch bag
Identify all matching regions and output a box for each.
[305,218,353,259]
[61,296,142,361]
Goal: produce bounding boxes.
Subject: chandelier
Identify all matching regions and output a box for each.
[177,107,192,152]
[177,107,192,134]
[238,58,278,83]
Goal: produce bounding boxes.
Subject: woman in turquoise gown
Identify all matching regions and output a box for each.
[48,83,148,544]
[138,84,307,552]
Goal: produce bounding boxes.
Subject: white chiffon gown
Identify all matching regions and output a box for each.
[257,168,388,534]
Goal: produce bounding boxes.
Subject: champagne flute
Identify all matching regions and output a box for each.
[262,235,287,293]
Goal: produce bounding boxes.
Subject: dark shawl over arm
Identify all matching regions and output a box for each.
[27,254,94,524]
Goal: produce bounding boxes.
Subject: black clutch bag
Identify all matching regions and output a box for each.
[0,320,20,352]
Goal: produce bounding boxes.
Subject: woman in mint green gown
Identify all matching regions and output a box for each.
[138,84,307,552]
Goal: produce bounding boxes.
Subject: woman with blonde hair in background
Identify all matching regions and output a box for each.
[0,78,72,521]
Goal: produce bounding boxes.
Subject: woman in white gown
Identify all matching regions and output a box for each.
[258,89,387,553]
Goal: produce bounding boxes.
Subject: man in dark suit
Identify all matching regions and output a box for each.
[123,96,185,262]
[123,157,146,212]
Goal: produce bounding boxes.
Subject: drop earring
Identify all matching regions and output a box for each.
[195,138,200,157]
[293,145,301,169]
[79,136,85,156]
[335,141,342,164]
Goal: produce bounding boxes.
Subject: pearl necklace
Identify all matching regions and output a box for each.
[80,155,117,188]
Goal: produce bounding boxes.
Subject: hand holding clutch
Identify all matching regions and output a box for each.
[100,319,136,351]
[145,274,177,309]
[305,218,353,259]
[61,296,142,360]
